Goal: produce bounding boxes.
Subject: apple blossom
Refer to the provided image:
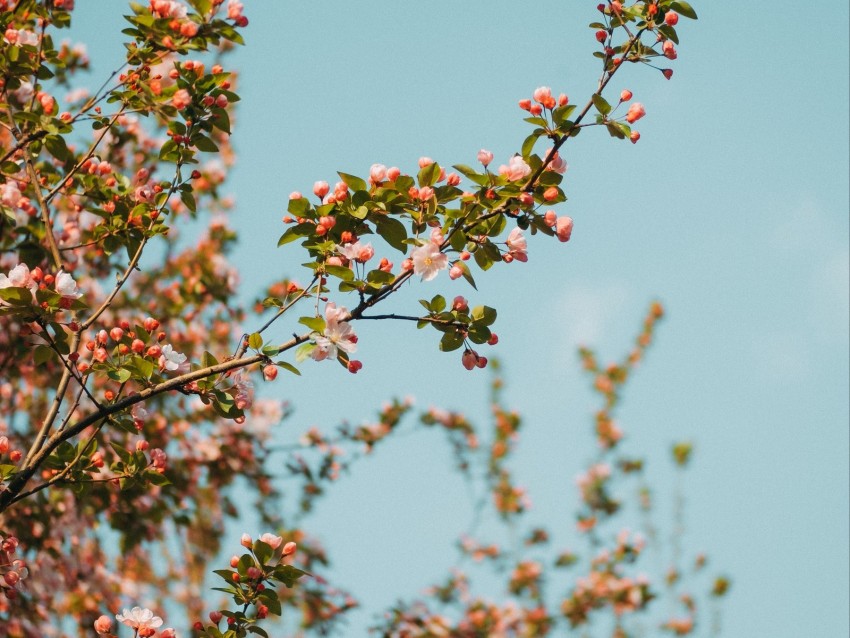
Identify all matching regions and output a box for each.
[55,270,82,299]
[665,10,679,25]
[506,228,528,262]
[369,163,387,183]
[498,156,532,182]
[411,242,449,281]
[477,149,494,167]
[160,344,187,371]
[93,615,112,634]
[625,102,646,123]
[556,216,574,242]
[115,607,163,630]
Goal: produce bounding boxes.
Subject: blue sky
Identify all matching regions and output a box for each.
[69,2,848,635]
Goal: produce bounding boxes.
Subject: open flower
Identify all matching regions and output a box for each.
[55,270,82,299]
[115,607,163,630]
[312,303,358,361]
[505,228,528,262]
[498,156,531,182]
[159,344,187,371]
[411,242,448,281]
[0,264,35,290]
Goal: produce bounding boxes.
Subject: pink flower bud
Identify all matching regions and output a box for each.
[109,327,124,341]
[263,364,278,381]
[665,10,679,25]
[558,93,569,107]
[419,186,434,201]
[529,103,543,115]
[387,166,401,181]
[452,296,468,312]
[625,102,646,124]
[230,555,239,567]
[630,130,640,144]
[477,149,494,167]
[446,172,461,186]
[347,360,362,373]
[210,610,223,623]
[313,181,330,198]
[241,533,252,548]
[283,541,297,555]
[369,163,387,183]
[662,40,677,60]
[543,187,559,202]
[94,615,112,634]
[595,29,607,43]
[556,216,574,242]
[449,265,463,280]
[620,89,633,102]
[662,68,674,80]
[518,98,532,111]
[418,157,433,168]
[488,333,499,345]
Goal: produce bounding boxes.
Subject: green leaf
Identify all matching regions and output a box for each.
[107,367,132,383]
[552,104,577,125]
[247,332,263,350]
[523,116,549,127]
[337,172,368,192]
[44,135,71,162]
[430,295,446,313]
[180,189,196,212]
[439,331,464,352]
[33,345,55,366]
[201,350,218,368]
[324,265,355,281]
[521,131,542,158]
[192,134,219,152]
[452,164,489,187]
[471,305,497,327]
[277,222,315,246]
[295,342,315,363]
[298,316,325,333]
[592,94,611,116]
[0,287,33,305]
[417,162,441,188]
[276,361,301,376]
[375,216,408,253]
[670,1,698,19]
[253,540,272,565]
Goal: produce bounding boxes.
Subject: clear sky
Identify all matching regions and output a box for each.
[69,2,848,636]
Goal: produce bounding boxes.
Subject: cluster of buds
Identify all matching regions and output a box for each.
[0,535,27,599]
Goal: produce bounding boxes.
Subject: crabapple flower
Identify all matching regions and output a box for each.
[625,102,646,124]
[337,241,374,263]
[159,344,187,371]
[259,533,283,549]
[312,303,358,361]
[556,216,574,242]
[55,270,82,299]
[369,163,387,183]
[172,88,191,110]
[506,228,528,262]
[663,40,677,60]
[548,152,568,174]
[115,607,163,630]
[498,156,531,182]
[94,615,112,633]
[411,242,448,281]
[477,149,493,167]
[0,263,35,290]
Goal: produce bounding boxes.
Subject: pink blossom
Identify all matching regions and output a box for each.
[498,156,531,182]
[665,10,679,26]
[630,130,640,144]
[548,152,568,174]
[241,533,252,547]
[93,615,112,633]
[449,265,463,280]
[663,40,677,60]
[227,0,244,20]
[532,86,555,108]
[556,216,574,242]
[0,264,35,290]
[418,157,433,168]
[620,89,633,102]
[115,607,163,630]
[313,181,329,198]
[369,163,387,183]
[387,166,401,181]
[55,270,82,299]
[172,88,191,110]
[259,533,283,549]
[159,344,186,371]
[283,541,297,555]
[289,191,302,200]
[419,186,435,201]
[411,242,448,281]
[477,149,493,167]
[625,102,646,124]
[506,228,528,262]
[312,303,357,361]
[337,241,374,263]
